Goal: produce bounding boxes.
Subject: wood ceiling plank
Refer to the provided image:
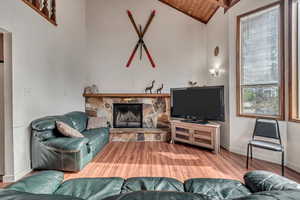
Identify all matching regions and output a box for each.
[158,0,208,24]
[158,0,239,24]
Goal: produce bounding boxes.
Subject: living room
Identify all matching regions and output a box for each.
[1,0,300,199]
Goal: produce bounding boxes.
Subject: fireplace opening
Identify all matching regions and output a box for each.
[113,104,143,128]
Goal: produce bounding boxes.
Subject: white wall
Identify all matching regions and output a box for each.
[227,0,287,164]
[206,9,230,148]
[0,0,87,181]
[287,122,300,172]
[1,0,299,181]
[206,0,289,164]
[85,0,208,93]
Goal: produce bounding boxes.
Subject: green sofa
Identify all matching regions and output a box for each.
[31,111,109,172]
[1,170,300,200]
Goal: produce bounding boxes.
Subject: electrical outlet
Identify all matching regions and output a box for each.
[23,88,32,97]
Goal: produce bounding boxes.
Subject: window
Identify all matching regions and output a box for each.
[237,2,284,119]
[290,0,300,122]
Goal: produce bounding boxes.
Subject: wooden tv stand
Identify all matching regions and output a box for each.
[170,120,221,154]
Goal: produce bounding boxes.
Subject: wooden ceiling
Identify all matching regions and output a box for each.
[159,0,240,24]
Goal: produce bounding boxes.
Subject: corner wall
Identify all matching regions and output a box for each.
[206,9,230,149]
[85,0,208,93]
[0,0,87,181]
[206,0,289,165]
[227,0,287,165]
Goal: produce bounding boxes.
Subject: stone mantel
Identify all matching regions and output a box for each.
[83,93,170,98]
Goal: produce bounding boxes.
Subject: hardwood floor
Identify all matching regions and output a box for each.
[1,141,300,188]
[65,142,300,182]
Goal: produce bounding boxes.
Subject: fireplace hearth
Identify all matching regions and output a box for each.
[113,104,143,128]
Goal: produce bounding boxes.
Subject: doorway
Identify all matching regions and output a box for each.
[0,29,13,181]
[0,32,4,176]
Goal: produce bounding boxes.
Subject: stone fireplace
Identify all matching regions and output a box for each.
[84,94,170,128]
[84,93,171,142]
[113,104,143,128]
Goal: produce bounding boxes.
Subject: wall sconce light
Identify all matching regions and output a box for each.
[209,66,224,77]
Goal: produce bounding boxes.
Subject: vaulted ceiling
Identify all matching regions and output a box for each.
[159,0,240,24]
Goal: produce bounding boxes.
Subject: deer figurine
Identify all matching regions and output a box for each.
[145,80,155,94]
[188,81,198,87]
[156,84,164,94]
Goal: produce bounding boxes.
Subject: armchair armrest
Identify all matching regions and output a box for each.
[43,137,89,152]
[244,171,300,193]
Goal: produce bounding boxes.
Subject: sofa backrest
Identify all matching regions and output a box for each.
[31,111,88,140]
[6,171,64,195]
[0,190,84,200]
[4,170,300,200]
[65,111,88,132]
[244,171,300,193]
[121,177,184,193]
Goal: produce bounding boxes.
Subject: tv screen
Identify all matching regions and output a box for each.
[171,86,225,121]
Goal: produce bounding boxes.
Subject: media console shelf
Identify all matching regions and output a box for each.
[170,120,221,154]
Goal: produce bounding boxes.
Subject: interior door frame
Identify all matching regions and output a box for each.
[0,29,13,182]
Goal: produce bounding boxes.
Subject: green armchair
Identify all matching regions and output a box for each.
[31,111,110,172]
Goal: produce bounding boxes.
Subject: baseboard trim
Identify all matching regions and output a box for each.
[2,168,32,183]
[229,146,282,165]
[2,174,15,183]
[14,168,32,181]
[286,162,300,173]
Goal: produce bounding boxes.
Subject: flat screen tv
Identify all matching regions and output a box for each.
[171,86,225,122]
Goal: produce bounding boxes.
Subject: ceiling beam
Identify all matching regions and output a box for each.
[206,0,230,8]
[225,0,240,12]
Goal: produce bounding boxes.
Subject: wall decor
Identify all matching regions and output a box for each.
[145,80,155,93]
[188,81,197,87]
[126,10,156,68]
[84,84,99,94]
[156,84,164,94]
[214,46,220,56]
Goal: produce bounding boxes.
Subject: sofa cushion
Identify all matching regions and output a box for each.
[244,170,300,193]
[184,178,251,200]
[65,112,88,132]
[82,128,109,156]
[55,178,124,200]
[104,191,210,200]
[122,177,184,193]
[6,171,64,195]
[82,128,109,139]
[56,121,85,138]
[0,190,84,200]
[43,137,89,152]
[230,190,300,200]
[82,128,103,140]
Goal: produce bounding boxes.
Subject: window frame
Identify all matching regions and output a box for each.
[289,0,300,122]
[236,1,285,120]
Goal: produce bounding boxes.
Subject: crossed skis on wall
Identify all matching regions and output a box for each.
[126,10,156,68]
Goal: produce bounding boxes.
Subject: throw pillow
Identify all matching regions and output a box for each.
[87,117,108,129]
[56,121,84,138]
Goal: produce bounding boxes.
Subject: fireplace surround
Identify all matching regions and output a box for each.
[84,93,171,142]
[113,103,143,128]
[84,94,171,129]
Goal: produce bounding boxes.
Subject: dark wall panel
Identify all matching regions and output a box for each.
[0,33,3,62]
